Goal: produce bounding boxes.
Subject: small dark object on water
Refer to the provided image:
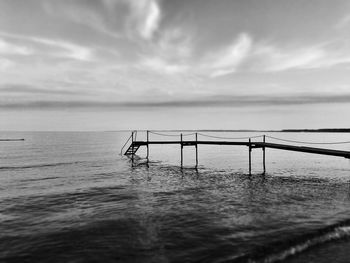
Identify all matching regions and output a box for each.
[0,139,25,141]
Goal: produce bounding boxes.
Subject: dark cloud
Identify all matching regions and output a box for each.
[0,84,81,95]
[1,94,350,109]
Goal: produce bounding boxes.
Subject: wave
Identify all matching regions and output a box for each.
[228,219,350,263]
[259,226,350,263]
[0,161,84,171]
[20,176,61,182]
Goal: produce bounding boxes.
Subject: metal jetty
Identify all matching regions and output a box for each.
[121,131,350,174]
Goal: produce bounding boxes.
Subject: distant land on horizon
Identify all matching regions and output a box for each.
[196,128,350,133]
[114,128,350,133]
[280,128,350,133]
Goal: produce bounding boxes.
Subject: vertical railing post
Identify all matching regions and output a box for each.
[180,133,183,168]
[195,133,198,169]
[248,138,252,175]
[146,130,149,166]
[131,131,134,166]
[263,135,266,175]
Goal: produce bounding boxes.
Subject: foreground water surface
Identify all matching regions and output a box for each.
[1,131,350,263]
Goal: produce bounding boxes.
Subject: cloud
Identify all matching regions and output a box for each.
[143,0,161,39]
[0,84,81,95]
[335,14,350,29]
[253,44,326,72]
[0,58,14,71]
[156,27,192,59]
[0,38,32,55]
[136,30,350,79]
[251,40,350,72]
[202,33,252,77]
[125,0,161,40]
[138,27,193,74]
[139,57,188,74]
[2,94,350,109]
[43,0,161,40]
[0,32,93,61]
[31,37,93,61]
[43,0,122,39]
[200,34,350,77]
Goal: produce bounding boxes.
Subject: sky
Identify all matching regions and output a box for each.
[1,0,350,131]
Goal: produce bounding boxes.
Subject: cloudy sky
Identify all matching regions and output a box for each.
[1,0,350,130]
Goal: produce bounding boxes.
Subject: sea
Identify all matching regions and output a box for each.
[1,131,350,263]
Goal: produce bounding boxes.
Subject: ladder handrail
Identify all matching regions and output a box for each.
[120,133,133,155]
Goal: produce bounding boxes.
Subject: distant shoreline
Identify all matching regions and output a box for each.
[195,129,350,133]
[109,128,350,133]
[0,129,349,133]
[279,128,350,133]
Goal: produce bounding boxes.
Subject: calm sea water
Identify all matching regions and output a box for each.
[1,131,350,263]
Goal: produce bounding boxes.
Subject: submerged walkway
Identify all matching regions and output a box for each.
[121,131,350,174]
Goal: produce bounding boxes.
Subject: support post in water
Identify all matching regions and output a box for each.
[195,133,198,169]
[263,135,266,175]
[180,133,183,168]
[131,131,134,166]
[146,130,149,165]
[248,138,252,175]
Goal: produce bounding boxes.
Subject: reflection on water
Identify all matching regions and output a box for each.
[0,132,350,262]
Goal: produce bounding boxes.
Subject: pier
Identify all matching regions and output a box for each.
[121,131,350,174]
